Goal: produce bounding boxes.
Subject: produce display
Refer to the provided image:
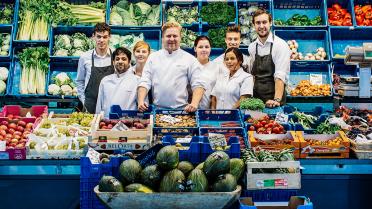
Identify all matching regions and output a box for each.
[181,28,197,48]
[0,119,34,150]
[315,120,341,134]
[18,47,49,95]
[0,33,11,56]
[110,33,144,52]
[289,111,318,130]
[202,129,246,149]
[200,2,235,26]
[247,116,286,134]
[40,112,94,130]
[166,5,198,25]
[288,40,327,61]
[0,3,13,24]
[275,14,322,26]
[240,98,265,111]
[65,1,106,26]
[354,4,372,26]
[304,137,343,146]
[238,6,260,46]
[255,138,293,146]
[0,67,9,94]
[327,3,352,26]
[98,118,150,130]
[48,72,77,97]
[53,33,94,57]
[290,80,331,97]
[98,147,242,193]
[155,114,196,128]
[110,0,161,26]
[208,28,226,49]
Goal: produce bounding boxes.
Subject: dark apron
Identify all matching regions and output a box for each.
[84,50,115,113]
[251,35,286,105]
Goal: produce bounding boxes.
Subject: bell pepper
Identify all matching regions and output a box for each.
[354,4,372,26]
[362,5,371,13]
[328,4,353,26]
[355,5,363,16]
[332,3,342,11]
[366,11,372,19]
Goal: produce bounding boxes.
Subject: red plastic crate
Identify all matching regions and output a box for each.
[0,105,48,119]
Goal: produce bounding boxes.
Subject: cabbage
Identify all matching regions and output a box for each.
[110,10,123,25]
[0,67,9,81]
[0,80,6,94]
[134,2,152,17]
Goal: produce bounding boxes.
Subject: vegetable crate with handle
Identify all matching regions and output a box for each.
[200,135,241,161]
[108,0,162,29]
[162,135,203,164]
[153,127,199,146]
[287,63,333,98]
[199,0,238,28]
[272,0,327,29]
[47,61,78,98]
[0,105,48,119]
[248,131,301,159]
[111,28,162,51]
[0,25,13,61]
[163,0,200,28]
[197,109,244,128]
[239,196,313,209]
[289,109,329,133]
[49,26,94,61]
[353,0,372,28]
[297,130,350,159]
[0,61,12,95]
[329,27,372,61]
[326,0,356,28]
[274,30,331,63]
[89,111,153,151]
[0,0,17,26]
[245,161,301,190]
[199,127,248,149]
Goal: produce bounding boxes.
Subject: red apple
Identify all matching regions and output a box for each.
[17,121,26,127]
[7,114,14,120]
[13,135,21,140]
[8,128,15,134]
[1,121,8,126]
[19,138,27,144]
[17,126,24,132]
[0,130,6,136]
[26,123,33,129]
[8,123,17,129]
[15,144,25,149]
[0,125,7,130]
[11,138,18,144]
[5,134,13,139]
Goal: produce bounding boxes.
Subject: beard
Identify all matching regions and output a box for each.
[258,30,270,38]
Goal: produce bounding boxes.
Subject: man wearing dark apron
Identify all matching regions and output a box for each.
[249,9,291,108]
[76,23,115,113]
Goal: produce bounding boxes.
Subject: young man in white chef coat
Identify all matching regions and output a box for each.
[96,47,138,118]
[137,21,206,112]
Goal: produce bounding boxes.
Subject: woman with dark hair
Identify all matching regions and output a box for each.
[211,47,253,109]
[194,35,218,109]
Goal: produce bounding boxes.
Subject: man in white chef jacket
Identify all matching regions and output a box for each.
[137,21,206,112]
[96,47,138,118]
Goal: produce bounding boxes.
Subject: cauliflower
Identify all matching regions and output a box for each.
[60,85,73,96]
[48,84,61,95]
[0,67,9,81]
[71,49,85,57]
[54,49,69,56]
[55,34,72,50]
[54,72,71,86]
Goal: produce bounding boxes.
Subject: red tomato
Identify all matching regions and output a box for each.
[272,127,280,134]
[249,126,255,131]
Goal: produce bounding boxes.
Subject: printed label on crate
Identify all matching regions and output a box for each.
[208,133,227,147]
[136,144,164,167]
[88,142,150,150]
[275,112,289,123]
[160,115,181,125]
[175,137,192,144]
[310,74,323,85]
[86,148,100,164]
[256,179,288,188]
[111,121,130,131]
[301,145,345,153]
[0,141,5,151]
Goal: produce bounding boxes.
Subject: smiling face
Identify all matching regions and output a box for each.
[113,53,130,74]
[225,32,241,49]
[224,51,242,73]
[93,31,110,51]
[253,13,272,39]
[134,47,150,65]
[195,39,211,62]
[163,27,181,52]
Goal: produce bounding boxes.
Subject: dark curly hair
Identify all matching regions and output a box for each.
[93,23,111,35]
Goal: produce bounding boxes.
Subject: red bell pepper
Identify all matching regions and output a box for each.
[354,4,372,26]
[328,4,353,26]
[355,5,363,16]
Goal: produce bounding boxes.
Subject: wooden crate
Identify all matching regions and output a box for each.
[297,131,350,159]
[248,131,301,158]
[246,161,301,190]
[350,140,372,151]
[88,113,153,151]
[351,148,372,159]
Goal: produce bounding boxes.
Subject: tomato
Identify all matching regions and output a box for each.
[266,128,272,134]
[272,127,280,134]
[263,115,270,121]
[254,123,262,129]
[267,123,273,128]
[327,8,334,14]
[355,5,363,15]
[249,126,255,131]
[260,120,267,126]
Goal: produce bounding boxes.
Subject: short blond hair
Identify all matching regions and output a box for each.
[133,41,151,53]
[162,21,182,35]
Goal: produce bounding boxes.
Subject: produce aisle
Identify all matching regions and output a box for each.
[1,1,372,209]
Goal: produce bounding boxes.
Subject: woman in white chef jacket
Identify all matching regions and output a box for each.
[131,41,151,78]
[211,47,254,109]
[96,47,138,118]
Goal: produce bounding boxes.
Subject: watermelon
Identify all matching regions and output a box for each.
[141,165,162,189]
[178,161,194,176]
[211,174,237,192]
[195,162,204,170]
[159,169,185,192]
[98,175,124,192]
[203,151,230,178]
[230,158,245,180]
[187,169,208,192]
[156,146,179,170]
[125,183,153,193]
[119,159,142,185]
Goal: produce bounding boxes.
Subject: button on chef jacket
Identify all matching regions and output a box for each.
[199,61,219,109]
[95,70,138,118]
[138,48,206,109]
[211,68,254,109]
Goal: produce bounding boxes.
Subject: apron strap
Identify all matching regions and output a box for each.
[255,42,258,54]
[91,50,95,67]
[269,33,274,54]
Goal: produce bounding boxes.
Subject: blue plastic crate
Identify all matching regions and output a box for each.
[273,0,327,29]
[80,157,113,179]
[0,61,12,95]
[353,0,372,28]
[108,0,162,28]
[0,0,17,26]
[111,28,162,51]
[287,63,333,98]
[197,109,244,128]
[200,135,241,161]
[153,127,199,143]
[180,25,201,52]
[330,62,359,96]
[199,127,248,149]
[200,0,238,28]
[80,190,106,209]
[239,196,313,209]
[164,0,200,27]
[154,109,197,128]
[241,189,298,202]
[0,26,13,61]
[327,0,356,28]
[274,30,331,63]
[329,27,372,61]
[109,104,153,119]
[162,135,203,164]
[47,61,78,98]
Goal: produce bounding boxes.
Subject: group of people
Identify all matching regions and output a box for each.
[75,9,291,117]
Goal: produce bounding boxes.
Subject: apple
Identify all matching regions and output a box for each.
[17,126,24,132]
[9,123,17,129]
[5,134,13,139]
[8,128,15,135]
[17,121,26,127]
[19,138,27,144]
[15,144,25,149]
[0,125,7,130]
[6,146,14,150]
[0,130,6,136]
[7,114,14,120]
[107,124,113,129]
[1,121,8,126]
[11,138,18,144]
[26,123,33,129]
[9,143,17,147]
[13,135,21,140]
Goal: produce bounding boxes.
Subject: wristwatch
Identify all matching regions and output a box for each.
[274,98,281,103]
